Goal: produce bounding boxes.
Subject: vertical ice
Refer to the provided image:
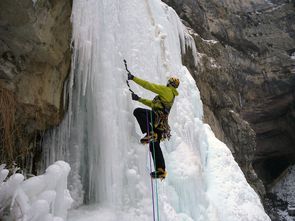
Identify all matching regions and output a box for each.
[42,0,270,220]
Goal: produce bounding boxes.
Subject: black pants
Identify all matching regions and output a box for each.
[133,108,166,171]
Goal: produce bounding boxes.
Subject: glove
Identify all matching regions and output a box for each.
[128,73,134,80]
[131,93,140,101]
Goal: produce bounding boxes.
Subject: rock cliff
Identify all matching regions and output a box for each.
[164,0,295,208]
[0,0,71,171]
[0,0,294,219]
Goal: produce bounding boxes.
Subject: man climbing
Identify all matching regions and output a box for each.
[128,73,179,180]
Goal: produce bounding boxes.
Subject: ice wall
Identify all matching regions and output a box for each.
[0,161,72,221]
[42,0,270,220]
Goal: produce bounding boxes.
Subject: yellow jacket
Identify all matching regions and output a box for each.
[133,76,179,112]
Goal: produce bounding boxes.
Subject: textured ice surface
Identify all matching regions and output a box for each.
[272,165,295,220]
[41,0,270,220]
[0,161,72,221]
[273,165,295,205]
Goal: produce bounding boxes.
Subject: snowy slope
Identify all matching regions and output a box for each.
[41,0,270,220]
[0,161,72,221]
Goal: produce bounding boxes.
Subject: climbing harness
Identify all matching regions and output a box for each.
[152,96,175,141]
[154,111,171,141]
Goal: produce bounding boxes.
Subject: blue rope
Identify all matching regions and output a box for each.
[146,110,156,221]
[149,110,160,221]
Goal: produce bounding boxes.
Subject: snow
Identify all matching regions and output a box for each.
[190,31,218,45]
[273,165,295,205]
[39,0,270,220]
[272,165,295,219]
[0,161,73,221]
[276,209,295,221]
[32,0,38,6]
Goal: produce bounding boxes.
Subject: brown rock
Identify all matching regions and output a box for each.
[166,0,295,201]
[0,0,72,169]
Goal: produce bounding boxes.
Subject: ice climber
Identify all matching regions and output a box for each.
[128,73,179,180]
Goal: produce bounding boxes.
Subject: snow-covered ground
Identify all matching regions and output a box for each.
[0,161,72,221]
[13,0,272,220]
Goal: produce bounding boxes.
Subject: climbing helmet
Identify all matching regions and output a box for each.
[167,77,180,88]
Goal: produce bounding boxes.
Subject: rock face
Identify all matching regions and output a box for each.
[164,0,295,203]
[0,0,71,170]
[0,0,293,218]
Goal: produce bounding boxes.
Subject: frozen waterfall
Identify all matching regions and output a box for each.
[41,0,270,220]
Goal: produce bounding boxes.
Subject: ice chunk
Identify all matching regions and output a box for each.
[0,161,72,221]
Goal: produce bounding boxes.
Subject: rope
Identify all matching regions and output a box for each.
[149,111,160,221]
[125,59,160,220]
[146,110,156,221]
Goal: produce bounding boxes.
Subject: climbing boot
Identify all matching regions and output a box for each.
[150,168,167,181]
[140,132,158,144]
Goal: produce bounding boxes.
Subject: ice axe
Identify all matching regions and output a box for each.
[123,59,135,94]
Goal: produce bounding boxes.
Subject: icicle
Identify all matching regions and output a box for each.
[41,0,271,220]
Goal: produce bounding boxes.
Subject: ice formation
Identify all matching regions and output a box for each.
[273,165,295,205]
[0,161,73,221]
[37,0,271,220]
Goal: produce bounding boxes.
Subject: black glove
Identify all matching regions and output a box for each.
[131,93,140,101]
[128,73,134,80]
